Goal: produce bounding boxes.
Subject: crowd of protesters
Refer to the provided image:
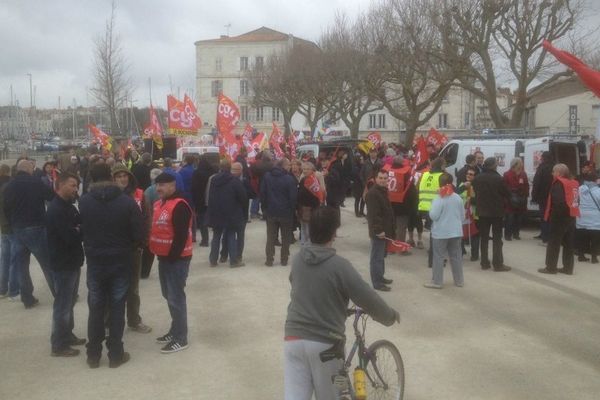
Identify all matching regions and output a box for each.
[0,135,592,374]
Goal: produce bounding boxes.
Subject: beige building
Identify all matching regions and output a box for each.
[523,76,600,135]
[195,27,316,134]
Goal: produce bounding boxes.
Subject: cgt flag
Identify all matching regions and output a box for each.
[143,104,164,149]
[270,122,284,159]
[168,94,202,135]
[87,124,112,151]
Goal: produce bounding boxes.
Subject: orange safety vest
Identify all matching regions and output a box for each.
[133,188,144,210]
[382,165,411,203]
[544,176,581,221]
[149,198,193,257]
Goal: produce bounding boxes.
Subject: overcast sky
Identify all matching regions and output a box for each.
[0,0,367,110]
[1,0,599,111]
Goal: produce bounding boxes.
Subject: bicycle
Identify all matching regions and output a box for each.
[320,306,404,400]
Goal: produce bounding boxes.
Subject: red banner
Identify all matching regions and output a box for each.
[216,94,240,138]
[413,135,429,166]
[367,132,382,148]
[288,131,297,159]
[270,122,284,159]
[87,124,112,151]
[304,174,324,204]
[168,94,202,135]
[543,40,600,98]
[426,128,448,152]
[143,104,164,149]
[247,132,267,161]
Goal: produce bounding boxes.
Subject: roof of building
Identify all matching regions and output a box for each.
[527,74,590,105]
[194,26,317,49]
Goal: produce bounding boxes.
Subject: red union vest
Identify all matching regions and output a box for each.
[149,198,193,257]
[544,176,581,221]
[382,165,411,203]
[133,188,144,210]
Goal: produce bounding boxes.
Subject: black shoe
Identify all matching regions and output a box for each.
[382,278,393,284]
[578,255,590,262]
[24,298,39,309]
[557,268,573,275]
[538,268,557,274]
[51,347,80,357]
[156,333,173,344]
[265,260,274,267]
[219,256,227,263]
[199,241,209,247]
[230,261,245,268]
[69,336,87,346]
[494,265,512,272]
[470,256,479,262]
[481,264,491,270]
[374,284,391,292]
[87,357,100,369]
[281,260,288,266]
[161,340,189,354]
[109,352,130,368]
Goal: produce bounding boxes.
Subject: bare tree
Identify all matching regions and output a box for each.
[247,50,303,135]
[367,0,457,145]
[320,13,384,139]
[90,1,130,136]
[442,0,582,129]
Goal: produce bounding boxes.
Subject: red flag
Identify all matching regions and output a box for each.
[216,94,240,138]
[303,174,324,204]
[385,238,412,254]
[288,131,297,159]
[270,122,284,159]
[413,135,429,166]
[426,128,448,152]
[543,40,600,98]
[367,132,382,148]
[87,124,112,151]
[143,105,164,149]
[168,94,202,135]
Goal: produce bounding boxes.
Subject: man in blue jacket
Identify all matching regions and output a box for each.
[46,173,86,357]
[261,158,297,267]
[3,159,55,308]
[79,163,144,368]
[207,160,247,268]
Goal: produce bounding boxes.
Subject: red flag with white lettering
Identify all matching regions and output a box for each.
[168,95,202,135]
[143,105,164,149]
[87,124,112,151]
[288,131,297,159]
[426,128,448,152]
[270,122,284,159]
[367,132,382,148]
[413,135,429,167]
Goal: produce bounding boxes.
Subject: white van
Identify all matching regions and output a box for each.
[439,135,589,212]
[176,146,219,162]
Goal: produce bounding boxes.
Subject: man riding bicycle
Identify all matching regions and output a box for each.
[284,206,400,400]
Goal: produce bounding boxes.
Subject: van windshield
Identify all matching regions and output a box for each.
[440,143,458,167]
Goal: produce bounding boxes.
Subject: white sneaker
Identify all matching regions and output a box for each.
[8,296,19,302]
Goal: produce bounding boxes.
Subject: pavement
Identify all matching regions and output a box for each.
[1,207,600,400]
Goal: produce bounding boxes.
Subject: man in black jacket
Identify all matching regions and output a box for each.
[131,152,154,190]
[3,159,55,308]
[46,173,86,357]
[472,157,511,271]
[531,151,554,243]
[191,155,217,247]
[456,154,477,186]
[365,170,395,291]
[79,164,144,368]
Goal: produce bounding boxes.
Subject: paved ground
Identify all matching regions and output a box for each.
[1,207,600,400]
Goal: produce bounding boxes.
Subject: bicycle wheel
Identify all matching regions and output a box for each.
[364,339,404,400]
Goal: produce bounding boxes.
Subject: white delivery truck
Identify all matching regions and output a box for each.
[438,134,590,212]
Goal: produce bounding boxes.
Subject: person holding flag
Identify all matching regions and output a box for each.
[297,162,324,245]
[457,166,480,261]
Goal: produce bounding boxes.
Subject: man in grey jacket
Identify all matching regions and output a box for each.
[284,206,399,400]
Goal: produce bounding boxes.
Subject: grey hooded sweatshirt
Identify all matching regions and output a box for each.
[285,244,398,344]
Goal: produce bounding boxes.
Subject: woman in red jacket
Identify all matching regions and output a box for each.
[503,158,529,240]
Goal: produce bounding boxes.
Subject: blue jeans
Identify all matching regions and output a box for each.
[51,269,80,351]
[158,258,190,343]
[250,198,260,216]
[13,226,55,306]
[370,238,386,287]
[0,233,19,297]
[220,223,246,262]
[210,227,237,265]
[86,263,130,361]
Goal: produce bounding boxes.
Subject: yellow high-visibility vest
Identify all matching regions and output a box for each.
[418,172,443,212]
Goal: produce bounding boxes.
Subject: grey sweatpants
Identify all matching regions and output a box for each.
[284,340,344,400]
[431,237,464,286]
